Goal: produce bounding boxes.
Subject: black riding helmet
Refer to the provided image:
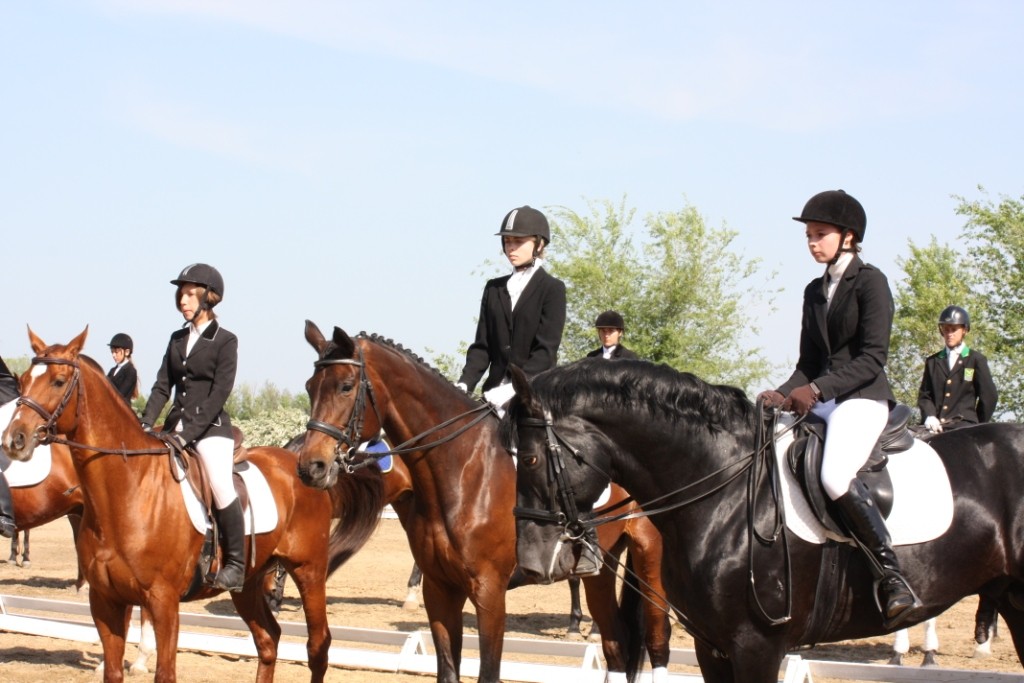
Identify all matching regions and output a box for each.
[939,305,970,331]
[108,333,134,352]
[171,263,225,298]
[594,310,625,329]
[793,190,866,266]
[793,189,867,242]
[171,263,225,320]
[495,206,551,245]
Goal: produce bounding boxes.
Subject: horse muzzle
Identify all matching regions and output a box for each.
[2,421,39,462]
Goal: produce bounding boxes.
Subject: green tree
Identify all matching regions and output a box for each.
[545,198,780,392]
[956,188,1024,419]
[889,238,980,409]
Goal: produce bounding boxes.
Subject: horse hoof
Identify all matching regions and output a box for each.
[887,653,903,666]
[974,642,993,658]
[21,560,30,569]
[129,663,149,675]
[921,652,938,667]
[402,598,420,611]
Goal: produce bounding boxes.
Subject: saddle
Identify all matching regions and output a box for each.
[158,426,255,597]
[785,404,915,536]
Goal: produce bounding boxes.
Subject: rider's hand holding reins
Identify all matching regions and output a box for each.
[924,416,943,434]
[782,384,819,416]
[757,389,785,408]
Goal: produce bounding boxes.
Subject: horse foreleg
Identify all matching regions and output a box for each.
[129,607,156,675]
[231,575,287,683]
[421,576,468,683]
[20,529,30,568]
[567,576,584,635]
[582,569,629,674]
[466,580,507,683]
[145,593,183,683]
[7,533,15,564]
[975,593,1000,657]
[89,592,131,683]
[403,563,423,611]
[69,514,86,591]
[921,617,939,667]
[889,628,909,665]
[287,564,331,683]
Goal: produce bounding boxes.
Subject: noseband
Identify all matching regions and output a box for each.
[16,356,81,444]
[512,410,594,540]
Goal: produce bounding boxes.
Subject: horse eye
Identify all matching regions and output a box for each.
[53,378,66,388]
[521,455,538,467]
[340,382,354,393]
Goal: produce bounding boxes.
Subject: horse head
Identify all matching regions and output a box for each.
[3,327,88,461]
[506,365,614,584]
[298,320,383,490]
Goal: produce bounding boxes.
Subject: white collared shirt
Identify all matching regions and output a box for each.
[825,252,854,309]
[947,344,963,371]
[507,258,543,311]
[186,319,212,355]
[601,345,617,359]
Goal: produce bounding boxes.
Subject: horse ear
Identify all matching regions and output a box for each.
[331,327,356,359]
[304,320,329,356]
[67,326,89,357]
[27,326,46,355]
[508,365,537,410]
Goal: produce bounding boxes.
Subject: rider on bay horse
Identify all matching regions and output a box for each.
[759,190,924,629]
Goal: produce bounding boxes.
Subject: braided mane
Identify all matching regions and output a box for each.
[358,332,453,384]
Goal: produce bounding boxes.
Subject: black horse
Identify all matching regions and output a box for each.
[504,358,1024,683]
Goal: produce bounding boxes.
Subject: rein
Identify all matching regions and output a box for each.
[305,344,497,472]
[512,402,805,653]
[18,355,170,459]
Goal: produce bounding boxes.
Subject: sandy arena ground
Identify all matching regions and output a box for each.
[1,516,1021,682]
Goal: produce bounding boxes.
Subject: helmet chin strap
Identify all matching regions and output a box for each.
[828,229,854,267]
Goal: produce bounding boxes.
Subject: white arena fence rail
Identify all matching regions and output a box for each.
[2,593,1022,683]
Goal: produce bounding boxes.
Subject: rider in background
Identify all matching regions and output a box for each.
[140,263,245,592]
[918,305,997,433]
[0,354,19,537]
[758,189,922,629]
[586,310,638,360]
[107,332,139,407]
[457,205,566,415]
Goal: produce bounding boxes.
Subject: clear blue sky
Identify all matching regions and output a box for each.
[2,1,1022,393]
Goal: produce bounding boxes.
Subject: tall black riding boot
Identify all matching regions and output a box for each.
[835,479,922,629]
[0,471,16,539]
[213,499,246,592]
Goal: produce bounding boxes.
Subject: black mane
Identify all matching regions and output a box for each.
[531,358,754,433]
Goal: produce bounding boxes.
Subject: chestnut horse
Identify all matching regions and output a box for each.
[1,328,384,683]
[296,322,670,683]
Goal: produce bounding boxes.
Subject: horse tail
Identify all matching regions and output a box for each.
[618,549,645,683]
[325,465,385,576]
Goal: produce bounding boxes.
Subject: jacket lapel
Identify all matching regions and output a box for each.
[512,268,546,322]
[186,320,221,360]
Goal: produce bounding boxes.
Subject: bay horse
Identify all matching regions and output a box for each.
[1,327,385,683]
[295,322,670,683]
[505,358,1024,683]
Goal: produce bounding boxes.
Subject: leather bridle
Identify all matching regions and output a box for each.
[16,356,81,444]
[304,341,497,473]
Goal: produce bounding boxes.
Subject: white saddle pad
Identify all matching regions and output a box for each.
[0,399,54,487]
[773,413,954,546]
[175,456,278,535]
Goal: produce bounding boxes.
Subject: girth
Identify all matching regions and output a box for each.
[786,404,914,536]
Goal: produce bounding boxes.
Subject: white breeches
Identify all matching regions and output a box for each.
[194,436,237,509]
[811,397,889,501]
